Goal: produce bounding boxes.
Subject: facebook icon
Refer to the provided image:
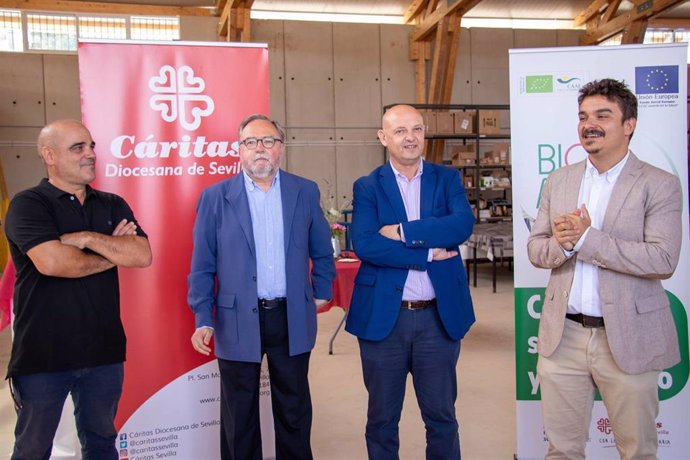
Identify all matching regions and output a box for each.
[120,434,127,441]
[635,65,679,94]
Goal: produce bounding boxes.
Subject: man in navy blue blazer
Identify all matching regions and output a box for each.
[188,114,335,460]
[346,104,475,459]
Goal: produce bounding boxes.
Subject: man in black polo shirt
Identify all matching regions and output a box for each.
[4,119,152,460]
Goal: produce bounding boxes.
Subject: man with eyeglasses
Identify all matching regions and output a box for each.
[347,104,475,459]
[188,114,336,460]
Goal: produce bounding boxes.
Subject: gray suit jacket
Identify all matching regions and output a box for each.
[527,153,682,374]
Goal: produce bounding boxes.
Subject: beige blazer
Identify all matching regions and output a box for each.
[527,153,682,374]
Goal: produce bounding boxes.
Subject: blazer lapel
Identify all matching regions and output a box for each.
[380,163,408,224]
[563,161,586,212]
[601,153,642,232]
[280,170,299,255]
[225,174,256,257]
[420,161,437,218]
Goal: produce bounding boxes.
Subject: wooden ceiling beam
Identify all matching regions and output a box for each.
[573,0,610,27]
[217,0,253,41]
[403,0,428,24]
[579,0,686,45]
[620,18,648,43]
[648,17,690,28]
[410,0,482,42]
[0,0,215,16]
[601,0,622,23]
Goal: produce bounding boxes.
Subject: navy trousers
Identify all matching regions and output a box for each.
[358,306,461,460]
[11,363,123,460]
[218,303,313,460]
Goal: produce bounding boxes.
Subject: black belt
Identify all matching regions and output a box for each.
[401,299,436,310]
[258,297,287,310]
[566,313,605,328]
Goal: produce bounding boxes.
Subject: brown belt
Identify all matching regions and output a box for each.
[566,313,605,328]
[401,299,436,310]
[258,297,287,310]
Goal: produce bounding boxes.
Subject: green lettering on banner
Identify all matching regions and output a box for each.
[514,288,689,401]
[537,144,560,174]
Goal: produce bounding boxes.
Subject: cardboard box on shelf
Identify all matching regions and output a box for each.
[451,144,476,166]
[482,143,510,165]
[453,111,474,134]
[422,110,437,134]
[436,112,454,134]
[494,143,510,164]
[478,110,500,134]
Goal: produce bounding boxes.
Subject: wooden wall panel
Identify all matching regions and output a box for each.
[284,21,334,127]
[0,53,45,127]
[451,27,473,104]
[0,126,44,198]
[513,29,557,49]
[334,23,381,127]
[253,20,287,125]
[557,30,585,47]
[284,128,336,192]
[334,128,383,206]
[380,25,416,108]
[43,54,81,122]
[470,28,513,69]
[180,16,219,42]
[470,28,513,105]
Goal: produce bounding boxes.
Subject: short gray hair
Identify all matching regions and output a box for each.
[238,114,286,141]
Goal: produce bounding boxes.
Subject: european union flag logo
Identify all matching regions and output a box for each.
[635,66,679,94]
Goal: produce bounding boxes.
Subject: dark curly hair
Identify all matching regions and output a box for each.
[578,78,638,122]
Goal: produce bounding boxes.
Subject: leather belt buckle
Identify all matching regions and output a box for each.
[401,299,436,310]
[258,297,287,310]
[566,313,605,328]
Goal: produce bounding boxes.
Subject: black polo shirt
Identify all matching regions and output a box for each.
[4,179,147,377]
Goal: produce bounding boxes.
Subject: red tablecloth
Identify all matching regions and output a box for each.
[318,254,360,314]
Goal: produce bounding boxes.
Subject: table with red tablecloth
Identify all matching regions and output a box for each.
[317,252,360,354]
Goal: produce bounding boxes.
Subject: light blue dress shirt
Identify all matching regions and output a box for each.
[243,170,287,299]
[390,160,436,302]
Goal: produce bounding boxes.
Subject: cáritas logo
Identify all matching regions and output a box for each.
[149,65,215,131]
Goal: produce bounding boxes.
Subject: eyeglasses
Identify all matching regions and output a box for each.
[239,136,283,150]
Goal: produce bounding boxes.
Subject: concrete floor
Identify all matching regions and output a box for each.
[0,263,516,459]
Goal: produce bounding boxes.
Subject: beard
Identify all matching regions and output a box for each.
[247,155,276,179]
[580,128,604,155]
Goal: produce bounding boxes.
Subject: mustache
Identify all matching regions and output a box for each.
[251,154,271,162]
[583,128,604,137]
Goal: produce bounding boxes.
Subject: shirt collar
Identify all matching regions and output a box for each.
[243,169,281,192]
[390,159,424,182]
[586,151,629,183]
[39,178,96,200]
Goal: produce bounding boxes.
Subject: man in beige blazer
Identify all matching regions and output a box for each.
[527,79,682,460]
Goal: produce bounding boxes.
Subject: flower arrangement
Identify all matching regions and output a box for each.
[330,222,346,238]
[321,180,352,239]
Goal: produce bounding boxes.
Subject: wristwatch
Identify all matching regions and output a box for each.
[396,224,401,237]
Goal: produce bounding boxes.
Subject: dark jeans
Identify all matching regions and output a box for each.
[359,307,461,460]
[11,362,124,460]
[218,303,313,460]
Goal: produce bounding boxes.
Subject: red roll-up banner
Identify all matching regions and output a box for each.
[78,40,270,458]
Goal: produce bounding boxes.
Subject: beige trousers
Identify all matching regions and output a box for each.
[537,318,659,460]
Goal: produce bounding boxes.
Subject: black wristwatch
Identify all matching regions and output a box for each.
[396,224,401,237]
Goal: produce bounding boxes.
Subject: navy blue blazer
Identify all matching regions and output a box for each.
[345,161,475,341]
[188,170,336,363]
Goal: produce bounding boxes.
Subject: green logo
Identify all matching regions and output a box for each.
[515,288,689,401]
[526,75,553,93]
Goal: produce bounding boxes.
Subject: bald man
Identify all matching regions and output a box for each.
[346,105,476,459]
[4,119,152,460]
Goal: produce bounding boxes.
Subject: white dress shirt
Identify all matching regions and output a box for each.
[567,153,629,317]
